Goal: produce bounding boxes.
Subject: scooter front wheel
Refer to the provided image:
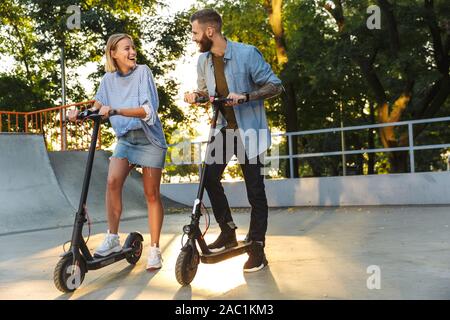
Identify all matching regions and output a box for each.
[53,254,86,293]
[175,245,199,286]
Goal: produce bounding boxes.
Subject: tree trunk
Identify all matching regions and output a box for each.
[390,151,408,173]
[264,0,300,178]
[282,81,299,177]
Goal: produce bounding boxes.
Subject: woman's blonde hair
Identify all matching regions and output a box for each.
[105,33,135,73]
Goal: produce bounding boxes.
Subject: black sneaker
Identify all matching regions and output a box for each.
[207,229,238,253]
[243,242,268,273]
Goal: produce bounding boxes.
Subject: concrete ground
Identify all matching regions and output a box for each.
[1,206,450,300]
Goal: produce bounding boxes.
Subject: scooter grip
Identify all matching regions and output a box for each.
[195,96,209,104]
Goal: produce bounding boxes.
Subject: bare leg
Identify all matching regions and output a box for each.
[106,158,134,234]
[142,167,164,246]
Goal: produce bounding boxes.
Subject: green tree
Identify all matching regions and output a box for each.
[322,0,450,172]
[0,0,191,139]
[193,0,449,175]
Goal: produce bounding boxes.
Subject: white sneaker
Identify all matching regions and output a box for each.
[94,231,122,257]
[146,244,162,270]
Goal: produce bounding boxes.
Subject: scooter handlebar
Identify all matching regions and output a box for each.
[74,108,118,121]
[195,96,246,104]
[76,108,99,120]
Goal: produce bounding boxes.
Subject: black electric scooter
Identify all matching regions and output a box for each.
[54,108,143,293]
[175,96,252,286]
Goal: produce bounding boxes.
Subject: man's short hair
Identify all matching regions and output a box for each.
[190,8,222,32]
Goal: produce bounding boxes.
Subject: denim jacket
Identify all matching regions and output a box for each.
[196,40,282,159]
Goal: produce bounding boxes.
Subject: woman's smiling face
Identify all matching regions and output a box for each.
[111,37,136,73]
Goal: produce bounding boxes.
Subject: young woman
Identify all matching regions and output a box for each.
[68,33,167,270]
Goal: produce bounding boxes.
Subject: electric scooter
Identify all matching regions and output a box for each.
[54,108,143,293]
[175,96,252,286]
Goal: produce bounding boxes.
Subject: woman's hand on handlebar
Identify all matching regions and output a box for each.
[98,105,112,119]
[67,109,79,122]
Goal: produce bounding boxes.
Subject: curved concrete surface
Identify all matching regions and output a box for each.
[0,134,75,235]
[0,134,187,235]
[48,150,187,221]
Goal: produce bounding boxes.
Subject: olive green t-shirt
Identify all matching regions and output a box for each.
[212,54,238,129]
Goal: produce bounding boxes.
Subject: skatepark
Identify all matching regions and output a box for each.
[1,132,450,300]
[1,0,449,302]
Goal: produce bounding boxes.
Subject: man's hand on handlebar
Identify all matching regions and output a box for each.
[184,92,199,104]
[184,91,210,105]
[226,92,246,107]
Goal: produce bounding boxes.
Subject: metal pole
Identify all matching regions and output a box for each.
[408,123,415,173]
[340,102,346,176]
[198,142,202,179]
[60,46,67,151]
[288,134,294,178]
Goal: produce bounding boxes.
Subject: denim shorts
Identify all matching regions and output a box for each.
[111,129,166,169]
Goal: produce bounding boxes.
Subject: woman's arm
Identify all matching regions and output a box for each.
[98,105,148,119]
[90,100,103,111]
[115,107,146,118]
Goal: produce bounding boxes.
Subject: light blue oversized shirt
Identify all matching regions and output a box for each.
[196,40,282,159]
[94,64,167,149]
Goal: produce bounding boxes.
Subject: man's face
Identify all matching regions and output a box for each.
[191,20,213,53]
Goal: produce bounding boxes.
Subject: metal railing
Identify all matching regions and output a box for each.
[3,102,450,177]
[166,116,450,178]
[0,101,98,151]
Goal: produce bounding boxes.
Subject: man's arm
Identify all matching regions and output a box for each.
[247,46,283,102]
[227,82,283,106]
[248,82,283,101]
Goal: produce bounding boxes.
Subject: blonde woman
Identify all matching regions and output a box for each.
[68,33,166,270]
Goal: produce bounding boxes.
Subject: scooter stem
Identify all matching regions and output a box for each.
[69,117,101,251]
[193,101,221,214]
[77,118,101,213]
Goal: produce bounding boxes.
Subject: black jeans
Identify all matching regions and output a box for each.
[204,128,268,243]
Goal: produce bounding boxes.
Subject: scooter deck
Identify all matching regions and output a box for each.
[88,247,134,270]
[200,241,252,264]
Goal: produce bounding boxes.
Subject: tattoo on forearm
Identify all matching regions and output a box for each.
[249,83,283,101]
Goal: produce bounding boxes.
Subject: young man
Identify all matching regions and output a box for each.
[184,8,283,272]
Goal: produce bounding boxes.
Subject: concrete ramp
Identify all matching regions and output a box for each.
[48,150,187,222]
[0,134,75,235]
[0,134,187,235]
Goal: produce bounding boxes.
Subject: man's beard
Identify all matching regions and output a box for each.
[198,34,213,52]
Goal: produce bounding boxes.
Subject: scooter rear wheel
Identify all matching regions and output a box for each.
[54,255,86,293]
[124,233,143,265]
[175,246,199,286]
